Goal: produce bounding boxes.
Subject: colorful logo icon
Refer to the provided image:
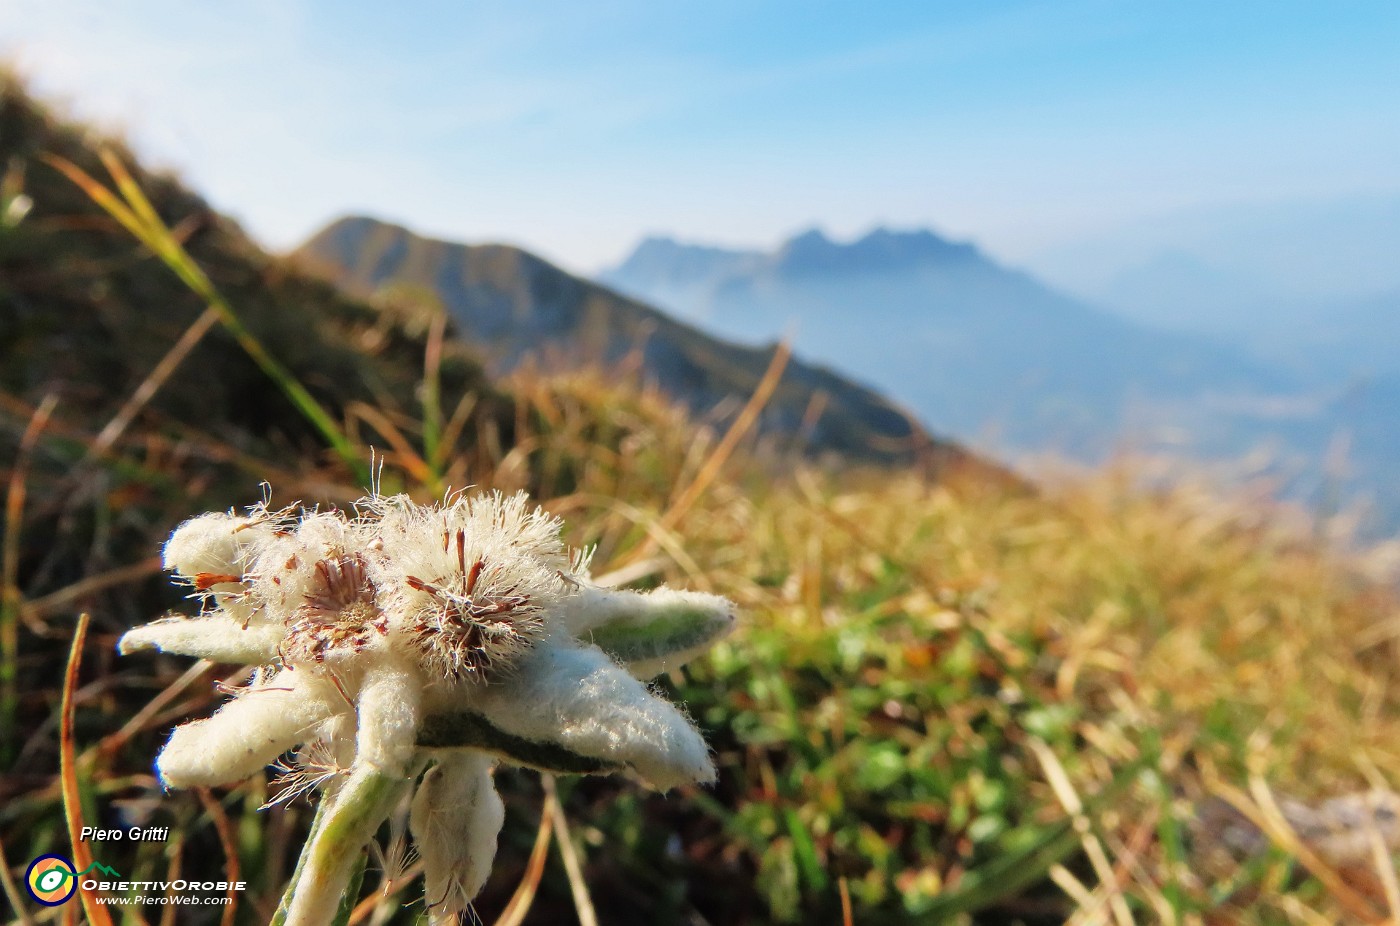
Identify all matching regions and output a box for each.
[25,854,76,906]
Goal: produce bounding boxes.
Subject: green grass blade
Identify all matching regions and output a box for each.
[46,153,370,485]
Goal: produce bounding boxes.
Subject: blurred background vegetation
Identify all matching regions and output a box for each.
[3,72,1400,926]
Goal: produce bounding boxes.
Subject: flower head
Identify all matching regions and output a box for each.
[121,488,736,926]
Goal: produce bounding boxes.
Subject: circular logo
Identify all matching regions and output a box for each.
[26,854,76,907]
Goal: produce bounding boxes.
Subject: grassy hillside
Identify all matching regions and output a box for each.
[295,216,969,470]
[3,77,1399,926]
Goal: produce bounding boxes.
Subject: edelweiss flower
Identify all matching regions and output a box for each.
[120,489,735,926]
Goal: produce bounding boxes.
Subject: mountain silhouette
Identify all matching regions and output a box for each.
[295,217,980,471]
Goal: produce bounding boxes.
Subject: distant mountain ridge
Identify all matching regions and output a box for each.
[602,227,1292,460]
[296,217,975,469]
[774,227,981,276]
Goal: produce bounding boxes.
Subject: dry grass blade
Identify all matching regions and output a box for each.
[1050,864,1096,911]
[435,390,479,473]
[89,306,220,459]
[41,153,148,243]
[44,151,370,484]
[98,659,216,759]
[346,401,432,484]
[564,494,705,583]
[61,613,115,926]
[492,790,557,926]
[97,149,166,239]
[23,556,164,623]
[0,829,36,926]
[1028,738,1135,926]
[618,340,790,567]
[544,775,599,926]
[159,838,182,926]
[2,392,56,761]
[1366,817,1400,921]
[197,789,241,926]
[1207,775,1385,923]
[422,309,447,482]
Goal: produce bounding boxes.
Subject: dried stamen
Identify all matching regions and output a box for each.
[406,536,544,679]
[282,554,387,663]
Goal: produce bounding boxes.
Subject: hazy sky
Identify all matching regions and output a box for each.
[3,0,1397,282]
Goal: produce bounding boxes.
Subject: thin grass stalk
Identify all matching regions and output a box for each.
[1367,819,1400,922]
[61,613,117,926]
[44,153,370,485]
[492,790,556,926]
[23,556,163,623]
[197,789,241,926]
[421,309,447,491]
[158,838,182,926]
[543,775,598,926]
[89,306,220,459]
[1208,775,1385,923]
[654,341,789,548]
[1,393,56,763]
[0,830,36,926]
[1029,738,1135,926]
[346,402,432,484]
[435,390,478,473]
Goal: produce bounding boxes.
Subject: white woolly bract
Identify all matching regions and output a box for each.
[162,512,250,578]
[355,661,422,774]
[411,752,503,921]
[560,587,737,677]
[156,676,337,788]
[162,512,277,623]
[118,614,283,664]
[472,639,715,790]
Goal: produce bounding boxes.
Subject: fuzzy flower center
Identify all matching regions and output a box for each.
[283,554,387,662]
[405,528,545,679]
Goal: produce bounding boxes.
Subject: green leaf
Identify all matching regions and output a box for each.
[576,589,735,675]
[418,711,623,775]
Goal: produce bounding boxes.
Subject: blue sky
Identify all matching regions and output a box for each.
[2,0,1397,289]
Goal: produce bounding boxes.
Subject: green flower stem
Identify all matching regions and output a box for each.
[330,854,369,926]
[283,767,408,926]
[270,800,329,926]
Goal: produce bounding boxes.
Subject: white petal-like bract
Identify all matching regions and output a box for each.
[157,679,338,788]
[411,751,504,921]
[474,639,715,790]
[561,586,737,678]
[118,615,283,664]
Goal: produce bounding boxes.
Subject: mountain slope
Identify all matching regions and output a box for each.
[602,227,1296,459]
[295,216,971,468]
